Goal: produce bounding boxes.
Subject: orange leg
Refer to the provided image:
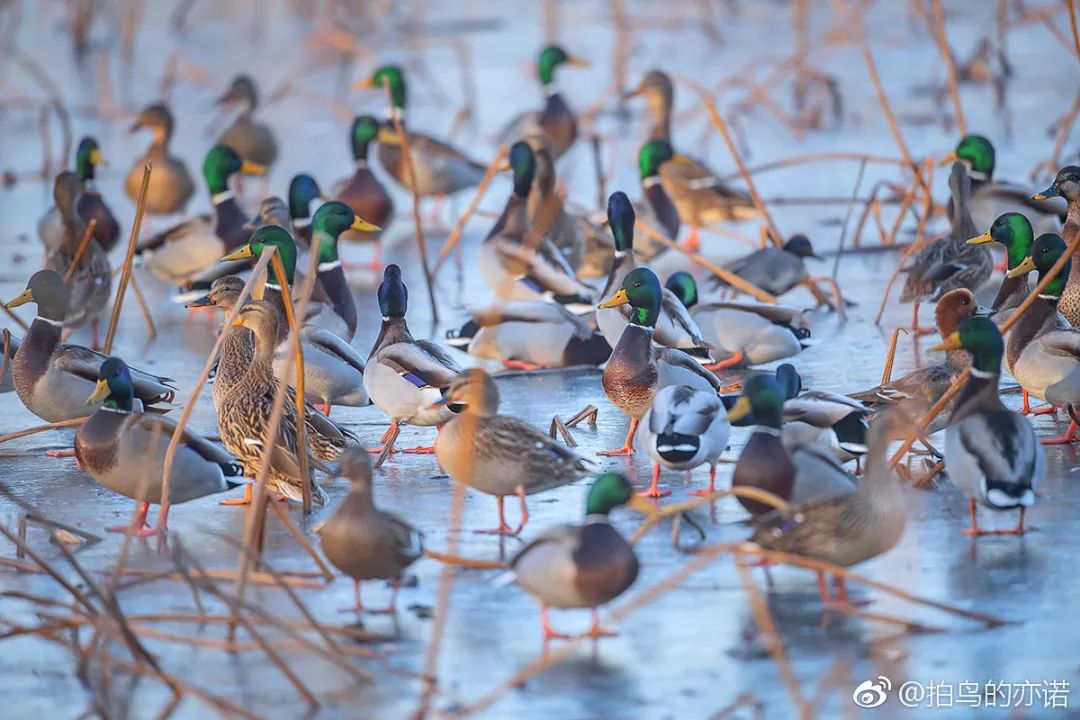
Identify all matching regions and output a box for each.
[540,605,573,641]
[829,576,872,607]
[320,401,332,416]
[501,358,544,371]
[46,448,77,458]
[107,501,158,537]
[91,320,101,351]
[338,579,366,613]
[1021,390,1056,415]
[681,226,701,253]
[704,351,744,372]
[366,242,383,271]
[400,445,436,454]
[154,502,171,535]
[367,421,400,454]
[964,498,1028,536]
[1042,420,1079,445]
[910,302,936,335]
[582,607,617,638]
[366,581,402,615]
[638,464,671,498]
[815,569,832,603]
[690,464,717,497]
[476,486,528,536]
[597,417,638,456]
[220,484,253,506]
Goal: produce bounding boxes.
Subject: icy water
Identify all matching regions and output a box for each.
[1,1,1080,719]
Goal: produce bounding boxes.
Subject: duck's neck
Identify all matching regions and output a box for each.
[990,272,1026,311]
[369,316,413,359]
[1006,295,1057,369]
[646,94,672,143]
[242,326,277,390]
[1064,200,1080,288]
[314,250,357,339]
[600,251,635,298]
[952,366,1005,422]
[489,193,529,241]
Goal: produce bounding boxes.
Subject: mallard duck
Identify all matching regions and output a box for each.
[333,115,395,266]
[726,374,857,516]
[720,363,802,427]
[43,172,112,347]
[288,173,325,250]
[781,389,870,467]
[624,69,758,252]
[948,134,1065,235]
[444,300,611,370]
[900,161,993,332]
[185,275,360,459]
[434,369,589,535]
[39,137,119,253]
[136,146,263,285]
[75,357,245,536]
[575,210,616,280]
[306,201,381,340]
[932,316,1043,535]
[478,141,594,309]
[595,192,713,358]
[498,45,587,159]
[317,448,423,613]
[1032,166,1080,326]
[750,409,906,605]
[967,211,1035,317]
[527,140,585,271]
[364,265,462,455]
[636,384,730,498]
[665,271,810,367]
[1003,233,1080,443]
[851,288,983,429]
[126,102,196,216]
[710,234,821,298]
[216,301,329,507]
[5,270,175,423]
[351,65,487,198]
[636,139,680,256]
[502,471,648,641]
[597,267,724,456]
[215,74,278,172]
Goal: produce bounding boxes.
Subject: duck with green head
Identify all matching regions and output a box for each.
[333,115,395,264]
[932,316,1043,535]
[527,139,586,271]
[39,137,120,253]
[215,74,278,172]
[595,192,712,357]
[351,64,487,198]
[665,271,810,368]
[126,102,196,215]
[137,145,264,285]
[1003,232,1080,443]
[636,139,680,249]
[478,141,594,309]
[75,356,246,536]
[1032,166,1080,326]
[504,471,649,641]
[950,134,1065,235]
[623,69,757,252]
[5,270,175,424]
[967,212,1035,317]
[597,266,723,456]
[288,173,324,249]
[498,45,588,160]
[308,201,381,340]
[364,264,462,459]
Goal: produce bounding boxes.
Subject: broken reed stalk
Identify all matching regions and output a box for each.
[103,162,151,355]
[266,499,333,579]
[0,331,10,397]
[269,251,312,513]
[873,162,935,326]
[888,228,1080,466]
[156,248,275,520]
[0,417,85,445]
[1,301,29,333]
[719,151,907,183]
[630,485,788,544]
[383,77,438,325]
[111,566,326,589]
[733,558,809,718]
[672,73,784,247]
[635,219,780,304]
[63,218,98,284]
[422,549,505,570]
[880,327,905,384]
[126,273,157,340]
[1069,0,1080,61]
[432,144,507,275]
[929,0,966,134]
[862,45,930,197]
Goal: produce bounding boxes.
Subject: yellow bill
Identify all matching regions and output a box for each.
[240,160,267,176]
[376,127,403,145]
[966,231,993,245]
[938,152,958,167]
[726,395,753,423]
[351,216,381,232]
[1006,256,1036,279]
[626,495,658,514]
[350,77,376,90]
[929,331,962,353]
[89,148,104,166]
[5,288,32,308]
[86,378,110,405]
[565,56,590,68]
[598,289,629,309]
[220,244,256,262]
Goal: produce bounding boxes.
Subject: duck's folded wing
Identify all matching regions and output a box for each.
[383,511,425,564]
[654,387,721,436]
[660,289,710,346]
[377,342,461,388]
[655,347,723,391]
[410,133,487,173]
[849,365,948,405]
[303,327,366,374]
[693,300,805,325]
[783,394,863,427]
[479,417,590,482]
[493,238,594,300]
[958,415,1040,497]
[1037,329,1080,360]
[136,214,213,253]
[55,345,176,401]
[135,413,238,467]
[467,301,593,338]
[509,524,582,571]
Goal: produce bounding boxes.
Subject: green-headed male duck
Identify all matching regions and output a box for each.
[40,137,119,253]
[334,115,395,265]
[1032,166,1080,326]
[499,45,588,160]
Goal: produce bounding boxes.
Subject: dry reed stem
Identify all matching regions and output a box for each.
[873,163,934,326]
[0,417,85,445]
[266,498,333,579]
[880,327,906,384]
[103,163,151,355]
[930,0,967,134]
[432,145,507,275]
[111,566,326,589]
[672,73,784,247]
[1,300,29,333]
[156,247,275,519]
[7,46,73,173]
[734,557,809,718]
[718,152,907,183]
[126,273,157,340]
[423,549,505,570]
[1069,0,1080,61]
[630,486,789,544]
[635,219,780,304]
[1031,91,1080,180]
[0,330,10,397]
[862,45,929,197]
[383,77,439,325]
[0,523,96,614]
[63,218,98,285]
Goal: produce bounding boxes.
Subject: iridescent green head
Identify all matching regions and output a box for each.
[938,317,1003,374]
[727,374,784,429]
[1031,232,1069,299]
[509,141,536,198]
[955,134,995,180]
[599,266,661,327]
[971,212,1033,270]
[350,115,380,160]
[226,226,297,285]
[75,137,103,181]
[288,174,322,222]
[585,472,643,516]
[638,139,674,180]
[378,264,408,318]
[607,191,636,253]
[89,357,135,412]
[355,65,406,110]
[202,145,245,194]
[664,271,697,309]
[311,201,376,263]
[537,45,588,86]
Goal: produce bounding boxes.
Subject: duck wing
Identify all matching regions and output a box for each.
[54,345,176,407]
[467,301,593,339]
[136,214,214,253]
[376,342,461,389]
[655,347,723,392]
[303,327,366,374]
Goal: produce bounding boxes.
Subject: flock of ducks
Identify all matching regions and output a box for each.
[2,45,1072,641]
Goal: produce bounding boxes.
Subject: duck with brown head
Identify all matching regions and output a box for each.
[126,102,196,216]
